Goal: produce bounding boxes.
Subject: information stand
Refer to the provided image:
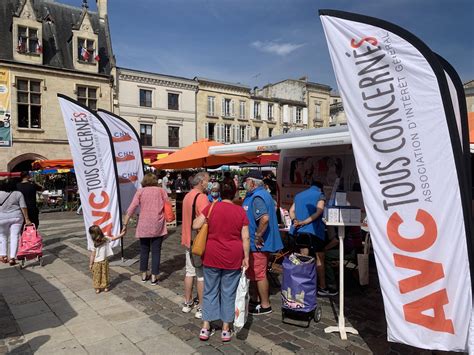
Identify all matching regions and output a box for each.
[323,219,361,340]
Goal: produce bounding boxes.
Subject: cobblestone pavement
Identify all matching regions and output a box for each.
[0,212,456,354]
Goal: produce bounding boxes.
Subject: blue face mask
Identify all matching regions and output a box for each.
[211,192,219,198]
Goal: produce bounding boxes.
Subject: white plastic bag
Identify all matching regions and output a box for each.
[234,269,249,333]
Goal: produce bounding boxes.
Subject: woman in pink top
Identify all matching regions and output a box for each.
[122,174,168,285]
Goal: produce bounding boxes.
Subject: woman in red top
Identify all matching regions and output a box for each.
[192,181,250,342]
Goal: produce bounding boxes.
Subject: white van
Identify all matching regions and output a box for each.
[209,125,365,211]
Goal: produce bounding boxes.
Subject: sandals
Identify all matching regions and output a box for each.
[95,289,101,294]
[150,277,158,286]
[221,330,232,342]
[9,258,16,266]
[199,328,231,342]
[141,274,150,283]
[199,328,211,341]
[0,256,7,264]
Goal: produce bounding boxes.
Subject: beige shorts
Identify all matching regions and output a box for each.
[185,249,204,281]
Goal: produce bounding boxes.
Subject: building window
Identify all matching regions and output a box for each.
[168,126,180,147]
[239,101,246,119]
[267,104,274,120]
[223,98,231,117]
[255,126,260,139]
[207,96,215,116]
[315,102,322,122]
[77,38,96,63]
[17,26,40,54]
[224,124,232,143]
[77,86,97,110]
[168,93,179,110]
[269,128,273,137]
[17,79,41,128]
[207,122,216,140]
[139,89,152,107]
[296,107,302,124]
[140,124,152,146]
[240,125,246,142]
[254,102,261,119]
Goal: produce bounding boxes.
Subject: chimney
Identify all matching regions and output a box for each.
[96,0,107,21]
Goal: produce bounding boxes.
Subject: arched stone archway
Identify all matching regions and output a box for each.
[7,153,47,172]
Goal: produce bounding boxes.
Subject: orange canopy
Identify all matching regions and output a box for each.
[32,159,74,170]
[151,139,253,169]
[469,112,474,144]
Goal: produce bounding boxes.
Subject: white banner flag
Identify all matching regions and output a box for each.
[58,95,122,250]
[320,10,472,351]
[97,109,144,213]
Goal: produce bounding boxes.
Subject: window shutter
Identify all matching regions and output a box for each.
[222,98,225,116]
[215,123,220,142]
[220,124,225,143]
[233,125,239,143]
[292,107,297,123]
[245,125,251,142]
[302,107,308,125]
[283,105,289,123]
[204,122,209,139]
[250,101,254,120]
[231,100,235,117]
[261,103,266,120]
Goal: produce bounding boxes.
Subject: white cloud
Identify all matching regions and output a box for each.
[251,40,306,56]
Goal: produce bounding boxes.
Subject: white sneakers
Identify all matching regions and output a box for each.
[181,301,202,319]
[181,301,193,313]
[194,307,202,319]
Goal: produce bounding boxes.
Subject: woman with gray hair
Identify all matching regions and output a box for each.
[0,179,31,265]
[207,182,221,203]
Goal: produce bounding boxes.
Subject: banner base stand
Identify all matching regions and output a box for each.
[325,325,359,340]
[110,258,139,267]
[322,220,361,340]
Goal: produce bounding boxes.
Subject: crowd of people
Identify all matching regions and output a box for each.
[1,167,361,343]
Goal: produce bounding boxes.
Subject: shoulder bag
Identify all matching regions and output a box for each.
[162,188,175,222]
[191,201,216,257]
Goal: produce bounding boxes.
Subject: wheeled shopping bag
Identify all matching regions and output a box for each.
[16,224,44,268]
[281,253,321,327]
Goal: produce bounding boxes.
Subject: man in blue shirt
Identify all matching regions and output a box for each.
[242,170,283,315]
[289,181,337,297]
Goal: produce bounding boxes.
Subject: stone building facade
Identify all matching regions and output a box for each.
[0,0,114,172]
[195,78,280,143]
[116,68,197,151]
[465,80,474,113]
[256,77,332,130]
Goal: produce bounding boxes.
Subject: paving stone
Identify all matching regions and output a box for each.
[84,335,141,355]
[66,319,121,346]
[115,316,168,344]
[279,341,301,352]
[136,335,194,354]
[34,339,86,355]
[9,301,51,320]
[195,345,223,355]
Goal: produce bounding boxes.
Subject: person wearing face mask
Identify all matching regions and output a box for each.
[242,170,283,315]
[207,182,222,203]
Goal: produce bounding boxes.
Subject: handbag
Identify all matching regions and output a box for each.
[164,200,175,222]
[191,202,216,257]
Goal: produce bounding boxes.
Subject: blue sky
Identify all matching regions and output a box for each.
[66,0,473,90]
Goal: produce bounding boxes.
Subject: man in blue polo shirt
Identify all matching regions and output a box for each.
[242,170,283,315]
[289,180,337,297]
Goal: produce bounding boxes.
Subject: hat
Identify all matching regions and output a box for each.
[242,170,263,181]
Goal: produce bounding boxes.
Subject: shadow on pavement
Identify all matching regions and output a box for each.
[0,265,77,353]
